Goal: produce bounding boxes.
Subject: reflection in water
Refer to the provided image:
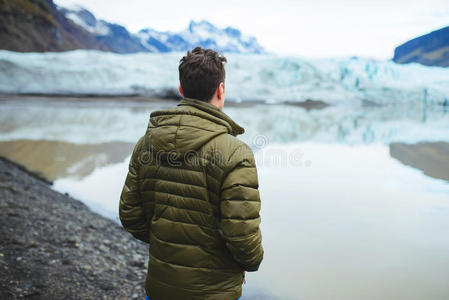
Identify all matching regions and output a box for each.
[0,97,448,145]
[390,142,449,182]
[234,103,449,145]
[254,143,449,300]
[0,139,133,181]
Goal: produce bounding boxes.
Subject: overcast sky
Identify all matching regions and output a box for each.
[54,0,449,59]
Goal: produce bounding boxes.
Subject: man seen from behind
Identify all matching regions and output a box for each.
[119,46,264,300]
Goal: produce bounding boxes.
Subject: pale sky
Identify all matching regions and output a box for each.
[54,0,449,59]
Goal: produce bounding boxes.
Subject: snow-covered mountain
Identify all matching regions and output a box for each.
[58,5,148,53]
[60,5,109,36]
[138,20,265,54]
[59,5,265,54]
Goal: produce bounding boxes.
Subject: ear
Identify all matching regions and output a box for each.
[178,85,184,97]
[217,82,225,100]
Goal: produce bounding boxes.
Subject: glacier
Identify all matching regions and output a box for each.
[0,50,448,106]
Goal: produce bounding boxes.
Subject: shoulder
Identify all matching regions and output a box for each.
[205,133,255,169]
[134,135,147,153]
[208,132,248,152]
[130,135,148,164]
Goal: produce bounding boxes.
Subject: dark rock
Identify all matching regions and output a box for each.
[0,157,148,299]
[0,0,109,53]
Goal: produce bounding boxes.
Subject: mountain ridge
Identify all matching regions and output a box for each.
[136,19,265,54]
[393,26,449,67]
[0,0,109,52]
[0,0,265,54]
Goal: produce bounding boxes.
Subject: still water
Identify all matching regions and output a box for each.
[1,96,448,300]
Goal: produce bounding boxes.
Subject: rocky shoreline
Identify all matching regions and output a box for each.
[0,157,149,299]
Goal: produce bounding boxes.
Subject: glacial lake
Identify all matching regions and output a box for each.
[1,96,448,300]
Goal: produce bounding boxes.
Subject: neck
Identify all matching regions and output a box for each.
[208,97,222,110]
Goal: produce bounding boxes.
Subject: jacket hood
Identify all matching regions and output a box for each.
[147,98,244,159]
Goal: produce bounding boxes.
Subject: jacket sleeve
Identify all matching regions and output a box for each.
[219,144,264,271]
[119,136,150,243]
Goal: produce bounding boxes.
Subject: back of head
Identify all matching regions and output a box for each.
[179,47,227,102]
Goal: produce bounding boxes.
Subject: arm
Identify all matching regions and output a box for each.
[220,144,264,271]
[119,136,150,243]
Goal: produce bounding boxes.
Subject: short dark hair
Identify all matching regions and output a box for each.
[179,47,227,102]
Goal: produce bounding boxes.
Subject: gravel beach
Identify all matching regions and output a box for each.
[0,157,149,299]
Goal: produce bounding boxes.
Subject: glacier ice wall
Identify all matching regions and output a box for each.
[0,50,448,105]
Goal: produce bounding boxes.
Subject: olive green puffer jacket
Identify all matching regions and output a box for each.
[119,98,264,300]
